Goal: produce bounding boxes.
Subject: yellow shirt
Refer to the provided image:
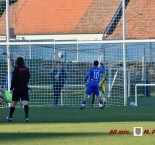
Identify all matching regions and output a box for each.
[99,78,106,94]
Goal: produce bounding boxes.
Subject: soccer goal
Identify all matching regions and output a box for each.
[0,41,126,107]
[135,84,155,106]
[0,40,155,108]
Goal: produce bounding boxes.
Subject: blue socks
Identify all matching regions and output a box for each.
[82,100,86,106]
[99,100,104,107]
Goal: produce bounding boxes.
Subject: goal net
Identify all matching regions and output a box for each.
[0,41,127,107]
[0,40,155,108]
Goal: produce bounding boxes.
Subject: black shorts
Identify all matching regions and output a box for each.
[12,89,29,102]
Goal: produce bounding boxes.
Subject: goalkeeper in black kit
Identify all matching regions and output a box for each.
[6,57,30,122]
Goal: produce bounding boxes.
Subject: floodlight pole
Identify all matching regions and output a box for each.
[6,0,11,90]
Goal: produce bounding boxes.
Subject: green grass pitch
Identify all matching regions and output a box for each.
[0,106,155,145]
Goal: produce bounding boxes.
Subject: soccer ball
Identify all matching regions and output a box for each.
[129,101,136,107]
[58,52,63,58]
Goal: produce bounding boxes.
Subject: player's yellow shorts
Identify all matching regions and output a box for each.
[5,90,12,103]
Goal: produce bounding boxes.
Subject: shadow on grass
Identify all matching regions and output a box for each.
[0,132,108,141]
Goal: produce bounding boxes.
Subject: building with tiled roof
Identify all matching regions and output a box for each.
[0,0,155,40]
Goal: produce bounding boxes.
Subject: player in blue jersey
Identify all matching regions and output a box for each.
[80,60,106,109]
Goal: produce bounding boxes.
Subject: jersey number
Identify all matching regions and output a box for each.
[94,72,99,79]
